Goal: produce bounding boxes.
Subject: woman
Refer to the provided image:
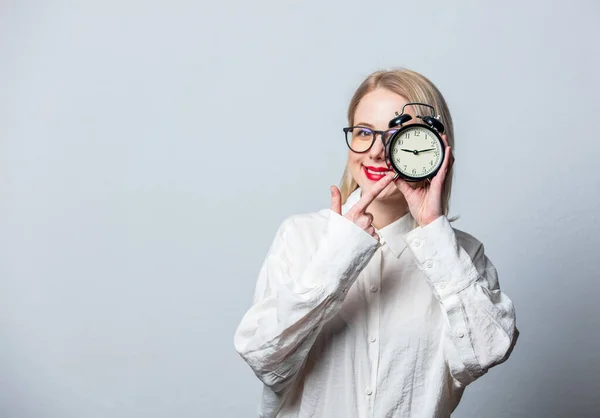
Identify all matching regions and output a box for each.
[234,68,518,418]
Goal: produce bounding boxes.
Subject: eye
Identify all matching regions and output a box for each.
[354,127,373,137]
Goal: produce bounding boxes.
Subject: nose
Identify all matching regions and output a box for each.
[368,132,386,161]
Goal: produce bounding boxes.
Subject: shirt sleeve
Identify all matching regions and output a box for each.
[404,215,519,386]
[234,210,380,392]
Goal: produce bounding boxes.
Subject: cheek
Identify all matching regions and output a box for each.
[347,155,364,182]
[347,151,362,169]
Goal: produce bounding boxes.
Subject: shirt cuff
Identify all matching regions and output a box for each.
[298,210,380,295]
[404,215,479,300]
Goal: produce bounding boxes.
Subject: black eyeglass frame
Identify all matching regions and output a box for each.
[342,126,400,154]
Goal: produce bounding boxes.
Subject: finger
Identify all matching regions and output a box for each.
[432,146,452,186]
[370,228,380,241]
[330,185,342,215]
[393,176,413,196]
[357,214,373,229]
[441,134,449,148]
[437,149,451,177]
[366,225,376,236]
[440,135,454,170]
[365,212,374,225]
[351,172,394,214]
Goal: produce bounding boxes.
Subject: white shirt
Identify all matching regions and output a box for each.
[234,187,518,418]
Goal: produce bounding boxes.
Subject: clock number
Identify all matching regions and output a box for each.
[422,167,427,173]
[403,165,407,170]
[405,133,410,139]
[399,139,404,145]
[429,160,434,166]
[412,168,416,174]
[415,131,420,136]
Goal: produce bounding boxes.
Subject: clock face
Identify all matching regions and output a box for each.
[388,125,444,180]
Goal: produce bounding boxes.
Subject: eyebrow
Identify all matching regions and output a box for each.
[354,122,397,131]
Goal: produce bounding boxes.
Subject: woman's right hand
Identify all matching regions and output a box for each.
[330,174,394,241]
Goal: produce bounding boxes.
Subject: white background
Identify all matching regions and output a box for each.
[1,1,599,417]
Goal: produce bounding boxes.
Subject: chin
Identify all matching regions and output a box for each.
[358,180,400,200]
[378,184,402,201]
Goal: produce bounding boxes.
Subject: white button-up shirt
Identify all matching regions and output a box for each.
[234,187,518,418]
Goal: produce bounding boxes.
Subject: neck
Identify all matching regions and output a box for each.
[366,193,410,230]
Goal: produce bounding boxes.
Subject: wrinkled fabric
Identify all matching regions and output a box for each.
[234,188,518,418]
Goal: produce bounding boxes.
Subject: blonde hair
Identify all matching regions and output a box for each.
[340,68,457,222]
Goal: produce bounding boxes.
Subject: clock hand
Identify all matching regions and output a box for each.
[400,148,431,155]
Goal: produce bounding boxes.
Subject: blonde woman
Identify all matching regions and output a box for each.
[234,68,518,418]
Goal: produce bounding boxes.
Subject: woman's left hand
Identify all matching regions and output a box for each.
[393,134,454,227]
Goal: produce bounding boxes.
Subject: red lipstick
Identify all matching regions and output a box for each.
[363,166,390,181]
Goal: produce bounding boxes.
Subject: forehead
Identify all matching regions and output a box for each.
[353,88,415,128]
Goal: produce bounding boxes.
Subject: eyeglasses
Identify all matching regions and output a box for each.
[342,126,400,153]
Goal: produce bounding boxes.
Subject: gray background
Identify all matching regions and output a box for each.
[1,0,599,417]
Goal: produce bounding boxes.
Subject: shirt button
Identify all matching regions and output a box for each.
[438,281,447,289]
[369,285,379,292]
[425,260,434,268]
[457,331,465,338]
[343,287,348,294]
[412,239,421,248]
[365,387,373,396]
[369,336,377,343]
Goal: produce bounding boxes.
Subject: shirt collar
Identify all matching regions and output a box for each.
[342,187,415,258]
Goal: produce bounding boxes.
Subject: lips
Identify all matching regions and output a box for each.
[363,165,390,181]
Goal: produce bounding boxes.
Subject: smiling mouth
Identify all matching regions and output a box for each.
[364,167,390,175]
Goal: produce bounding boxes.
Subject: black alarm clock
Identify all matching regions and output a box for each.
[385,102,445,182]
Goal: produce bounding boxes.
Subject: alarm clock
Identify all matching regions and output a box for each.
[385,102,445,182]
